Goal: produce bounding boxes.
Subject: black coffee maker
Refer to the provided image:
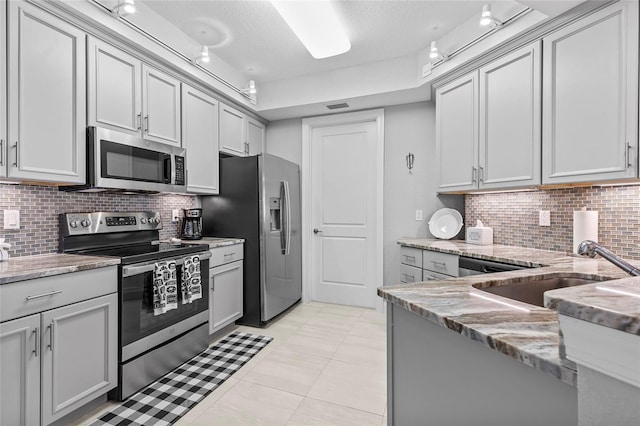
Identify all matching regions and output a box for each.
[180,208,203,240]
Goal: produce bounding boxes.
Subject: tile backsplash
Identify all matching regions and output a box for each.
[465,185,640,260]
[0,184,196,257]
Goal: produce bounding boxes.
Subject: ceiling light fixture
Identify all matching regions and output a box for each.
[193,45,210,64]
[271,0,351,59]
[112,0,136,17]
[429,41,448,61]
[241,80,257,96]
[480,4,503,28]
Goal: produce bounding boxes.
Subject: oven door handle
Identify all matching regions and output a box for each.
[122,251,212,277]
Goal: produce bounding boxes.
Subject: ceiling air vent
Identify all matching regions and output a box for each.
[326,102,349,110]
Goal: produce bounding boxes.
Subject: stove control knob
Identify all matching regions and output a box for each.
[81,220,91,228]
[152,217,161,224]
[69,220,78,228]
[140,218,148,224]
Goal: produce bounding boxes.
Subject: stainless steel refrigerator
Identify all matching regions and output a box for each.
[201,154,302,327]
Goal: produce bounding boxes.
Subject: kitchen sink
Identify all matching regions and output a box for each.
[473,275,611,308]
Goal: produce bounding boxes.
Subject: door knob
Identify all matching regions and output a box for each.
[313,228,322,234]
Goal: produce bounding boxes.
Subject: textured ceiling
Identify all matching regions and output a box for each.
[140,0,490,83]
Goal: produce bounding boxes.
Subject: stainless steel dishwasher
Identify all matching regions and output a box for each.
[458,256,530,276]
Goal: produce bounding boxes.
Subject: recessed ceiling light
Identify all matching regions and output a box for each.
[271,0,351,59]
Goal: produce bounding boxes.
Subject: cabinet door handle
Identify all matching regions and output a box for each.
[210,275,215,292]
[13,141,19,167]
[0,139,4,166]
[626,142,632,168]
[32,327,39,357]
[26,290,62,300]
[47,324,54,351]
[137,113,142,131]
[479,166,485,182]
[471,166,477,183]
[144,116,149,133]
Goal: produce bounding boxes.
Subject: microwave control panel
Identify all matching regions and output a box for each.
[175,156,185,185]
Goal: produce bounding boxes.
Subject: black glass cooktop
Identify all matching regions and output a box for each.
[78,242,209,265]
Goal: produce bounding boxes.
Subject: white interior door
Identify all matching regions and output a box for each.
[310,119,380,308]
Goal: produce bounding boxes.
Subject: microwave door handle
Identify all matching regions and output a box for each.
[164,156,172,183]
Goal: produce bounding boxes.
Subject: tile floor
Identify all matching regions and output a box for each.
[74,302,387,426]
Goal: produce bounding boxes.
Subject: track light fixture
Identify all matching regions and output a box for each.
[112,0,136,17]
[193,46,210,64]
[480,4,503,28]
[241,80,257,96]
[429,41,448,61]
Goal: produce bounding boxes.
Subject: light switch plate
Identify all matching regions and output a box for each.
[539,210,551,227]
[4,210,20,230]
[172,209,180,223]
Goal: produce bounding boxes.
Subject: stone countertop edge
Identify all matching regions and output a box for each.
[545,277,640,335]
[182,237,245,248]
[0,253,121,285]
[384,237,640,386]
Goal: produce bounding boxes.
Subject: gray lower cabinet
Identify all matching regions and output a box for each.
[209,244,244,334]
[0,314,40,426]
[0,267,118,426]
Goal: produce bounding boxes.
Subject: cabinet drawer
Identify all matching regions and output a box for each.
[210,243,244,268]
[423,270,454,281]
[400,264,422,284]
[422,250,458,277]
[400,246,422,268]
[0,266,117,322]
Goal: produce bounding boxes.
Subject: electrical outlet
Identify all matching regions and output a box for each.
[539,210,551,227]
[172,209,180,223]
[4,210,20,230]
[416,209,423,221]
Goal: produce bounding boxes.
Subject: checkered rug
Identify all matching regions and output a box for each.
[91,332,272,426]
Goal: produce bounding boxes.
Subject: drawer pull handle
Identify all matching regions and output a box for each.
[26,290,62,300]
[430,261,446,268]
[403,255,416,261]
[223,253,235,259]
[403,274,415,281]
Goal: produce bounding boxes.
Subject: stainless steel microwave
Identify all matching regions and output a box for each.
[61,127,186,193]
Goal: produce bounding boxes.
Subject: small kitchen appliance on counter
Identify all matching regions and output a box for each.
[466,220,494,245]
[180,208,203,240]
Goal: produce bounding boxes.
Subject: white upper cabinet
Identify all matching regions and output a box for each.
[7,0,86,184]
[88,37,181,147]
[182,85,220,194]
[542,1,639,185]
[437,41,542,192]
[219,102,265,157]
[478,41,541,190]
[219,103,247,156]
[142,64,181,146]
[247,117,265,156]
[436,72,478,192]
[88,38,141,134]
[0,0,6,178]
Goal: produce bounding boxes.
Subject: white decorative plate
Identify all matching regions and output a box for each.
[428,208,463,239]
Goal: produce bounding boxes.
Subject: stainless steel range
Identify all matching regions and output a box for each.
[59,211,211,401]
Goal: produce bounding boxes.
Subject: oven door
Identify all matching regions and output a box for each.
[120,252,210,361]
[91,126,186,193]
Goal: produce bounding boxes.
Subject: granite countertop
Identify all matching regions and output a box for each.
[0,253,120,285]
[181,237,245,248]
[380,238,640,386]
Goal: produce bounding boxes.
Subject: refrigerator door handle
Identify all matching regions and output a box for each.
[282,180,291,255]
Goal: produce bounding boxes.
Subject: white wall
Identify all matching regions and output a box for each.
[264,102,464,292]
[382,102,463,287]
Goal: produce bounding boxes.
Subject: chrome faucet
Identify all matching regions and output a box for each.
[577,240,640,276]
